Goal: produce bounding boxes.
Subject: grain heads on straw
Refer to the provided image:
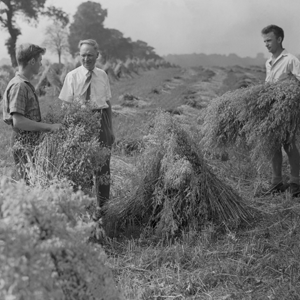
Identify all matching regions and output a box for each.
[15,103,110,192]
[105,112,253,239]
[201,77,300,168]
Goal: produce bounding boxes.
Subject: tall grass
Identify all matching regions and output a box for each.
[0,178,122,299]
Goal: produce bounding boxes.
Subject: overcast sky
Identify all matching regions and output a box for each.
[1,0,300,62]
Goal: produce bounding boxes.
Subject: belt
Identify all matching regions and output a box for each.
[92,108,104,112]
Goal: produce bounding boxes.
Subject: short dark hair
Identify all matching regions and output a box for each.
[261,25,284,42]
[78,39,99,52]
[16,44,46,67]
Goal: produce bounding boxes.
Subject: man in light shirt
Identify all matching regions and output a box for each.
[59,39,114,208]
[261,25,300,197]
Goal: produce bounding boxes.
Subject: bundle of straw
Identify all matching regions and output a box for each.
[106,112,253,238]
[16,104,109,191]
[202,77,300,166]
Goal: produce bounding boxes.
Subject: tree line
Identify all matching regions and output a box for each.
[0,0,161,67]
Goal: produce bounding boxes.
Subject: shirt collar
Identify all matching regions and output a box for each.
[15,71,30,82]
[267,49,288,64]
[277,49,288,59]
[81,65,95,76]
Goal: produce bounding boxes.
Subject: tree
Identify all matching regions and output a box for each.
[43,22,69,66]
[0,0,69,67]
[132,40,160,59]
[68,1,161,61]
[68,1,108,56]
[102,29,133,60]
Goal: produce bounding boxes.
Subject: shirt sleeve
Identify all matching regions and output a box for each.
[265,61,271,82]
[8,82,27,116]
[59,74,74,102]
[289,57,300,82]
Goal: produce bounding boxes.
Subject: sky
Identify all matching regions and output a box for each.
[0,0,300,63]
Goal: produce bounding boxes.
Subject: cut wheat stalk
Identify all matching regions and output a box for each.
[105,112,253,239]
[201,77,300,170]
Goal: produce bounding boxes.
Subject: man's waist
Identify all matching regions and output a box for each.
[92,107,108,112]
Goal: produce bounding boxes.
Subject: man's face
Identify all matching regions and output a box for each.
[262,32,282,54]
[80,44,98,70]
[31,54,42,75]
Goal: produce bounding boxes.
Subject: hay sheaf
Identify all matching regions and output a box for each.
[15,104,109,191]
[202,77,300,166]
[106,112,253,238]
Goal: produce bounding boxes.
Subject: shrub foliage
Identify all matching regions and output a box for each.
[0,178,122,300]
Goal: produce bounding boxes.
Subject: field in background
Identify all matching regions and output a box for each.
[3,65,300,299]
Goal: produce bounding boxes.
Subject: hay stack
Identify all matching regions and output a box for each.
[106,112,252,238]
[202,77,300,167]
[19,104,110,191]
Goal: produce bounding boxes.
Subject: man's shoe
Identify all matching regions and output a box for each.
[260,182,287,197]
[288,183,300,197]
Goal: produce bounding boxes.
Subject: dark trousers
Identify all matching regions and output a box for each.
[94,108,114,207]
[271,139,300,185]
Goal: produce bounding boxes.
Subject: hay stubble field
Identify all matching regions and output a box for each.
[2,64,300,300]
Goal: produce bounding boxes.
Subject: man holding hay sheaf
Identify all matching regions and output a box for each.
[59,39,114,208]
[261,25,300,196]
[2,44,62,180]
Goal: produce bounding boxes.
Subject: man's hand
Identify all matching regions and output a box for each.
[49,123,62,132]
[13,114,62,133]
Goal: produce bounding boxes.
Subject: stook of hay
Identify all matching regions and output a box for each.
[202,77,300,167]
[106,112,253,238]
[14,103,110,191]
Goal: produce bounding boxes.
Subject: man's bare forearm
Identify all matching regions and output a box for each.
[12,114,61,132]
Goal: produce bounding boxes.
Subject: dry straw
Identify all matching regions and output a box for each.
[105,112,253,238]
[201,77,300,168]
[14,103,109,192]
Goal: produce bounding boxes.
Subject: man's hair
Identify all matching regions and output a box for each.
[261,25,284,42]
[78,39,99,52]
[16,44,46,67]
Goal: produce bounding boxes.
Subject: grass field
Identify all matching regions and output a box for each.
[2,65,300,299]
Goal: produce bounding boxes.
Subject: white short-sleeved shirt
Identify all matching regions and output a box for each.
[59,65,111,108]
[265,50,300,83]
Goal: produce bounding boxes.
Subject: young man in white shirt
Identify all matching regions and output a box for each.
[261,25,300,197]
[59,39,114,208]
